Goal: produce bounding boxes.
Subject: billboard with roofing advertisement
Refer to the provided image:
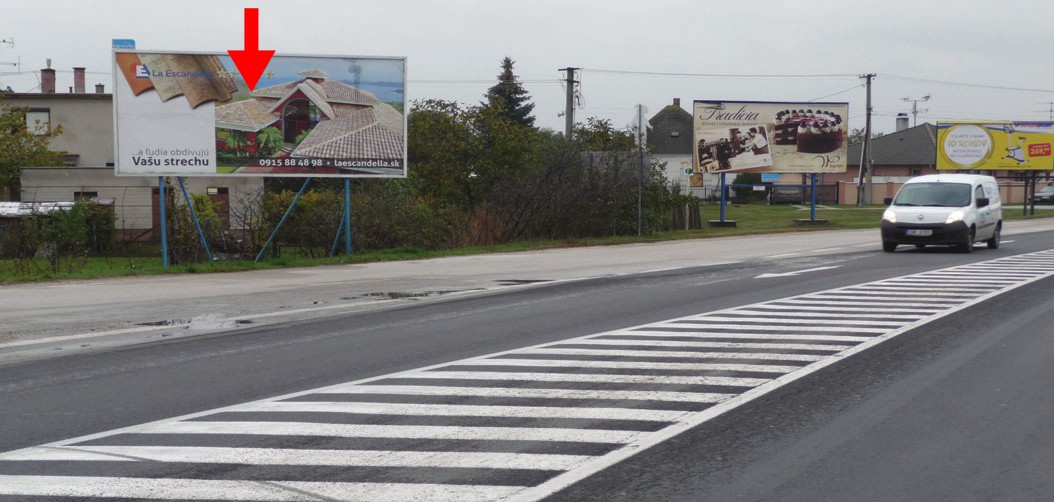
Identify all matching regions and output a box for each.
[113,51,406,177]
[937,121,1054,170]
[693,101,848,174]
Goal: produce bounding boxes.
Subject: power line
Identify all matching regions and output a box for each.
[808,84,863,102]
[884,74,1054,94]
[581,68,858,79]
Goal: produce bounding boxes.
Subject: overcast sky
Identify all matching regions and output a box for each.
[3,0,1054,136]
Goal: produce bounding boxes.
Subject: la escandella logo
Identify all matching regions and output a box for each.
[132,64,217,79]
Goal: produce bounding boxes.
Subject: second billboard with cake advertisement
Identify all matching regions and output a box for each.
[693,101,848,174]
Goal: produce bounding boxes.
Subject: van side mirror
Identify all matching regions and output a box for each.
[976,197,990,208]
[883,197,893,205]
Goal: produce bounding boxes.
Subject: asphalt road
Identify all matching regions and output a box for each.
[1,225,1053,500]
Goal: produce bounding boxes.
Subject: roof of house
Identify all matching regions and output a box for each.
[252,74,381,107]
[215,99,280,132]
[647,103,694,155]
[847,122,937,166]
[290,108,403,159]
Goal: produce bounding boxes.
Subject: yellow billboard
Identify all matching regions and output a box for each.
[937,121,1054,170]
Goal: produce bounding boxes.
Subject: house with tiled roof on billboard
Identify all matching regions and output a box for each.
[215,69,404,171]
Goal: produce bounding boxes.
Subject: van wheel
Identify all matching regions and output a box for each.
[987,222,1002,249]
[959,228,975,253]
[883,241,897,252]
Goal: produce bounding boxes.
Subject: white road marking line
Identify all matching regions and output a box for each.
[774,299,956,308]
[522,348,827,362]
[852,285,997,292]
[794,296,960,306]
[881,277,1020,284]
[5,445,594,471]
[614,331,874,343]
[0,476,522,502]
[828,290,978,298]
[232,401,689,422]
[914,272,1038,278]
[143,421,642,444]
[743,304,941,314]
[460,358,801,374]
[723,310,925,320]
[803,294,967,302]
[316,385,733,404]
[411,371,770,387]
[647,322,887,334]
[564,339,852,351]
[676,316,905,326]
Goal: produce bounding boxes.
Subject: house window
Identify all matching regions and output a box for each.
[910,167,922,176]
[206,187,229,195]
[25,109,51,135]
[74,191,98,202]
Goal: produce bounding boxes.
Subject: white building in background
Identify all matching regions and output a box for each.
[2,66,262,240]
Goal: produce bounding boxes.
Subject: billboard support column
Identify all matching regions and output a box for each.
[330,217,345,257]
[159,176,169,268]
[720,173,727,222]
[810,173,818,221]
[344,178,352,255]
[177,177,213,262]
[255,177,313,263]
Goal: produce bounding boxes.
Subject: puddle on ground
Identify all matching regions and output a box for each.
[343,289,483,301]
[136,319,187,327]
[496,279,550,286]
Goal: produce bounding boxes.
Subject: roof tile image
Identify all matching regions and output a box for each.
[215,99,280,132]
[214,68,404,164]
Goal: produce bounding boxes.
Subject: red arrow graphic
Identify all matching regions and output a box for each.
[227,7,274,92]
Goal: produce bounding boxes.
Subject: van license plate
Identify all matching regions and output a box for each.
[906,229,932,236]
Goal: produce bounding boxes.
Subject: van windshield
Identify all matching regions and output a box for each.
[893,182,972,207]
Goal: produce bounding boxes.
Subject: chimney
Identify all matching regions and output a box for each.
[41,67,56,94]
[673,98,681,107]
[95,83,105,93]
[896,113,909,132]
[73,67,86,94]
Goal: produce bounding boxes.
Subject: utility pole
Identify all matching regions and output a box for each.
[559,67,578,139]
[857,73,876,207]
[636,104,645,237]
[902,94,930,126]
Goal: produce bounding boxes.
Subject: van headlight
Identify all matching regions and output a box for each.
[945,210,965,224]
[882,208,897,223]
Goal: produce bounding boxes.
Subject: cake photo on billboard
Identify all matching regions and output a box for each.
[773,109,844,153]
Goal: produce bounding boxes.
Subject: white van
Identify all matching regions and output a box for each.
[881,174,1002,253]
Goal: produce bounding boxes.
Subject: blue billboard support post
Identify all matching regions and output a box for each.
[707,172,736,227]
[159,176,169,268]
[177,177,214,262]
[794,173,828,226]
[811,173,818,221]
[344,178,352,255]
[256,177,313,263]
[329,217,345,257]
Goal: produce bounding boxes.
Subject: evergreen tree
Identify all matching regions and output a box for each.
[484,57,536,128]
